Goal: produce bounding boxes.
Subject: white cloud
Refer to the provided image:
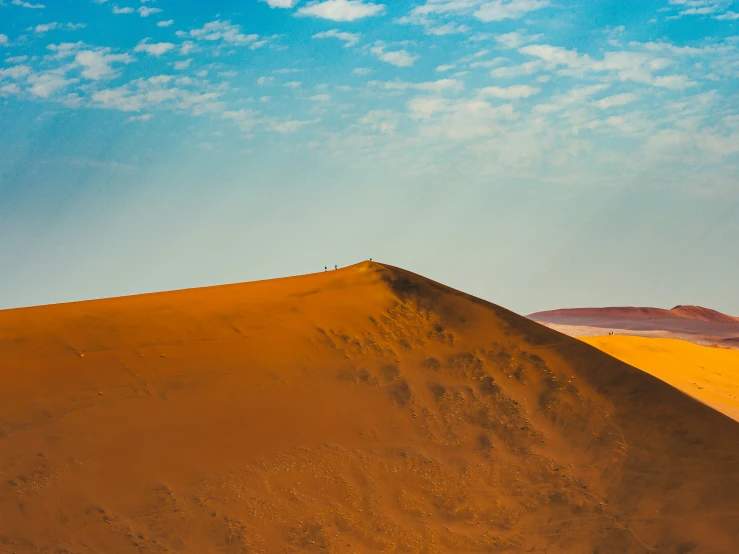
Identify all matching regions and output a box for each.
[474,0,550,21]
[409,97,518,139]
[310,93,332,101]
[353,67,372,75]
[284,80,302,88]
[436,64,456,72]
[715,11,739,19]
[0,83,21,95]
[267,117,314,133]
[313,29,360,47]
[33,22,59,33]
[0,34,8,45]
[12,0,45,8]
[400,0,549,25]
[533,84,610,113]
[490,60,542,77]
[478,84,540,98]
[594,92,639,109]
[92,77,223,114]
[134,39,176,56]
[359,110,397,133]
[112,6,135,14]
[157,20,174,27]
[138,6,162,17]
[495,31,543,49]
[257,76,274,85]
[297,0,386,21]
[180,41,197,55]
[261,0,300,7]
[223,109,259,132]
[427,22,469,35]
[371,45,419,67]
[371,78,463,93]
[173,59,192,70]
[519,44,698,88]
[184,20,259,45]
[75,49,134,80]
[0,65,31,80]
[28,73,77,98]
[125,113,152,123]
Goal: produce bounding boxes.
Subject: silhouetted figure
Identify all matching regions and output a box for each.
[334,265,338,270]
[324,266,327,272]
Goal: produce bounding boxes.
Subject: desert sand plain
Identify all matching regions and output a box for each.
[1,262,738,553]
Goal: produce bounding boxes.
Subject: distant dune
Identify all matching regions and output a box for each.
[529,305,739,348]
[2,262,738,552]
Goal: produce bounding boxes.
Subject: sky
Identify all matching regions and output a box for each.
[1,0,738,316]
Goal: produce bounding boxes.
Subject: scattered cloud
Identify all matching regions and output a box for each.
[180,20,259,46]
[371,44,419,67]
[134,39,176,56]
[125,113,152,123]
[359,110,398,133]
[28,73,78,98]
[313,29,360,47]
[76,49,135,79]
[594,92,639,109]
[474,0,550,22]
[261,0,300,7]
[157,20,174,27]
[267,117,314,133]
[173,59,192,70]
[478,84,541,98]
[92,76,223,114]
[370,78,463,93]
[12,0,45,8]
[112,6,135,14]
[138,6,162,17]
[297,0,386,21]
[519,44,698,88]
[426,22,469,35]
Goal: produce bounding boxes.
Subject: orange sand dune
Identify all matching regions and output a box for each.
[581,335,739,423]
[1,262,738,553]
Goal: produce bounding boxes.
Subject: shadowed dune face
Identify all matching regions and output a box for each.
[1,262,738,553]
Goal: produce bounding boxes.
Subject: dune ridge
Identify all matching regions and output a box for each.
[530,305,739,324]
[1,261,738,553]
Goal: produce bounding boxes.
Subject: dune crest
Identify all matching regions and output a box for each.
[1,261,738,553]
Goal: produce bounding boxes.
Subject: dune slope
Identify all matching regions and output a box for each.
[1,262,738,553]
[581,335,739,423]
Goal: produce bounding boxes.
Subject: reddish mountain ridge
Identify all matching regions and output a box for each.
[528,305,739,347]
[530,305,739,324]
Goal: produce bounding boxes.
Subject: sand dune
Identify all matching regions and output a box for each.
[1,262,738,553]
[582,335,739,423]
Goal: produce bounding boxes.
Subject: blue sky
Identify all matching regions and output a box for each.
[1,0,738,315]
